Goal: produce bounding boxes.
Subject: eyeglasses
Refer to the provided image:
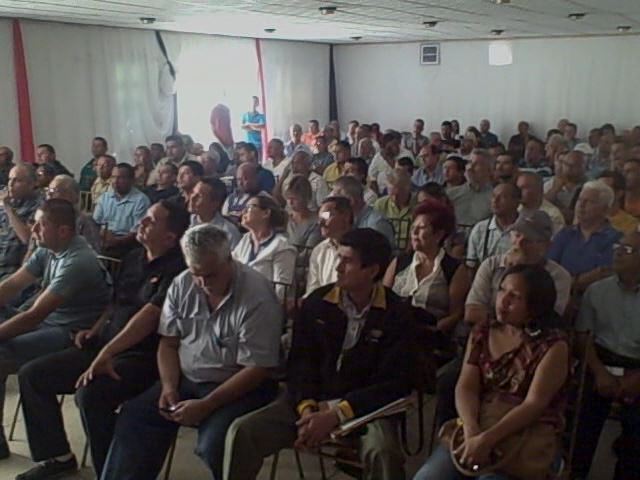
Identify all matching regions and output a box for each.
[613,243,637,255]
[243,203,263,213]
[46,187,64,196]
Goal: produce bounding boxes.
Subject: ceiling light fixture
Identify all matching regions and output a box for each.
[567,13,586,20]
[493,0,511,4]
[491,29,504,36]
[350,36,362,41]
[319,6,338,15]
[617,25,631,32]
[423,21,438,28]
[264,28,276,33]
[139,17,156,24]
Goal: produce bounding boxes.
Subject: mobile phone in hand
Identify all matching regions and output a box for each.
[159,405,177,414]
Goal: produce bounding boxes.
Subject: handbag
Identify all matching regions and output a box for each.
[438,396,558,480]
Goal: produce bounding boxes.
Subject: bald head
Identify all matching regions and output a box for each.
[236,162,259,194]
[48,175,80,205]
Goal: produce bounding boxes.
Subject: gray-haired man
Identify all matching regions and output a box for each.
[100,224,282,480]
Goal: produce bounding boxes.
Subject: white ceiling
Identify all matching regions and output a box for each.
[1,0,639,43]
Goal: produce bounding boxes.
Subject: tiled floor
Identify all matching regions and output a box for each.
[0,376,619,479]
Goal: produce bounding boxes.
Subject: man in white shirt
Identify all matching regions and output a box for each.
[306,196,353,296]
[368,132,401,195]
[358,138,377,165]
[262,139,290,183]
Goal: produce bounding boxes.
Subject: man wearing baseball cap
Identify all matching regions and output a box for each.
[466,209,572,324]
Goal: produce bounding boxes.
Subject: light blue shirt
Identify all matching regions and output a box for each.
[24,236,112,329]
[447,183,493,230]
[93,187,150,236]
[412,165,444,187]
[242,111,266,147]
[577,276,640,359]
[466,215,514,264]
[355,206,396,249]
[190,212,241,249]
[158,262,282,383]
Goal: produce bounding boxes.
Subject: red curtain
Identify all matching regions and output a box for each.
[12,19,35,163]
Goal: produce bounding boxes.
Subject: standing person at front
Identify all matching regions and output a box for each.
[241,96,266,153]
[99,224,282,480]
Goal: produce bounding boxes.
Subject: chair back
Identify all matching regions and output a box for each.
[559,330,591,478]
[97,255,122,281]
[80,191,93,213]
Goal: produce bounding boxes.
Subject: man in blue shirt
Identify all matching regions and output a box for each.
[93,163,150,257]
[241,96,266,152]
[548,180,622,291]
[0,199,111,458]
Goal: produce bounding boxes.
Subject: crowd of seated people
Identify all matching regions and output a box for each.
[0,113,638,480]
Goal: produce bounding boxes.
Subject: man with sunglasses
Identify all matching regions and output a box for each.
[573,230,640,480]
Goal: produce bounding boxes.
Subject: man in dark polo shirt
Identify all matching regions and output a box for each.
[14,200,189,480]
[225,228,413,480]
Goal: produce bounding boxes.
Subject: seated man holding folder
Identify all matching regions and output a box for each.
[224,228,413,480]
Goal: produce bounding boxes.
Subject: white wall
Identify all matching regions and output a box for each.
[0,19,20,160]
[335,35,640,141]
[261,40,330,141]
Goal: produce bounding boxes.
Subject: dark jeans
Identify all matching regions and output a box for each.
[100,377,277,480]
[571,374,640,480]
[76,351,158,477]
[18,345,157,477]
[0,322,73,425]
[435,356,463,429]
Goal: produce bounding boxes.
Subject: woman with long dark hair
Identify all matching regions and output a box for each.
[414,265,569,480]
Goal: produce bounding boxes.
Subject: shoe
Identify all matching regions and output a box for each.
[0,430,9,460]
[15,456,77,480]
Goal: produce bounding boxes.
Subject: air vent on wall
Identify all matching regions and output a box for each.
[420,43,440,65]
